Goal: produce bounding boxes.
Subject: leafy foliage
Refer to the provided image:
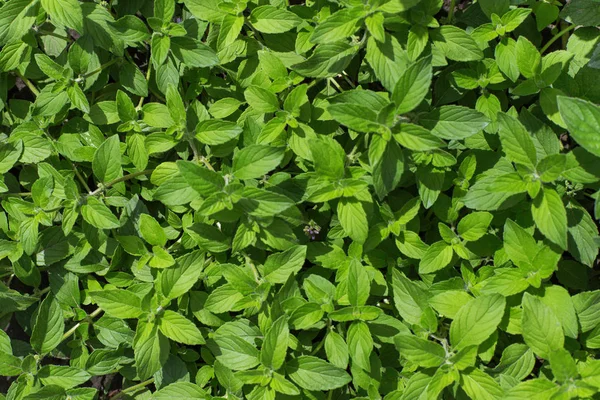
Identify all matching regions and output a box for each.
[0,0,599,399]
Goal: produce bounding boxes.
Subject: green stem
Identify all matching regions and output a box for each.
[61,307,103,342]
[89,169,153,196]
[80,58,120,79]
[110,378,155,399]
[72,164,92,193]
[16,73,40,97]
[447,0,457,23]
[0,192,31,198]
[137,63,152,109]
[541,24,576,54]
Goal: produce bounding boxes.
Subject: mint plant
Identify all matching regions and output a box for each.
[0,0,599,399]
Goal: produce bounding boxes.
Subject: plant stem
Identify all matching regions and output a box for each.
[541,24,576,54]
[137,63,152,109]
[0,192,32,198]
[110,378,155,399]
[199,156,215,171]
[81,58,120,79]
[447,0,457,23]
[89,169,153,196]
[72,164,92,193]
[61,307,103,342]
[16,72,40,97]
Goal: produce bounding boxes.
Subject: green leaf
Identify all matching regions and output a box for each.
[177,160,225,197]
[92,135,122,184]
[170,37,219,68]
[338,199,369,244]
[419,241,454,274]
[460,368,504,400]
[134,321,170,380]
[160,251,204,300]
[286,356,351,391]
[420,106,490,140]
[557,96,600,157]
[196,120,243,145]
[244,86,279,113]
[504,379,559,400]
[392,55,432,114]
[458,212,493,242]
[81,197,120,230]
[158,310,205,345]
[89,289,144,319]
[139,214,167,247]
[250,5,302,34]
[263,245,307,284]
[328,103,384,133]
[232,145,285,179]
[431,26,484,61]
[394,334,445,368]
[309,136,346,180]
[31,295,64,354]
[531,188,568,250]
[38,366,91,389]
[311,8,365,44]
[212,335,260,371]
[497,113,537,168]
[41,0,84,33]
[346,321,373,371]
[151,382,208,400]
[260,315,289,371]
[369,135,405,200]
[449,294,506,350]
[521,292,565,359]
[292,42,358,78]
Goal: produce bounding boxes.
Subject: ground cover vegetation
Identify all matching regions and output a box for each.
[0,0,599,398]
